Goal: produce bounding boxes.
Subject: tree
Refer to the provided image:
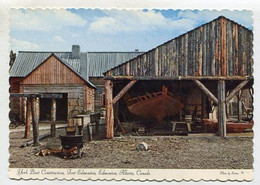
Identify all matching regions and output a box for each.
[9,50,16,69]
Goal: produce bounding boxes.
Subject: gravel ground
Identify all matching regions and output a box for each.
[9,127,253,169]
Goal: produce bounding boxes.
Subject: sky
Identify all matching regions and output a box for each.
[10,9,253,53]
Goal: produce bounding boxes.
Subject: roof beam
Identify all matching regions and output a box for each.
[112,80,137,105]
[10,93,63,98]
[226,80,249,103]
[104,76,253,81]
[193,80,218,105]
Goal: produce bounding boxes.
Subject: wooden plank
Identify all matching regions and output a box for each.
[10,93,63,98]
[24,98,31,139]
[221,18,227,76]
[126,62,130,76]
[193,80,218,104]
[50,98,56,137]
[105,80,114,139]
[226,80,249,103]
[211,21,216,76]
[105,75,253,81]
[112,80,137,104]
[198,27,203,76]
[218,80,226,137]
[31,97,40,146]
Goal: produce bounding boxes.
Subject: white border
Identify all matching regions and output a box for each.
[1,0,260,184]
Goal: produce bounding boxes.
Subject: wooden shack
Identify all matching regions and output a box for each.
[103,16,253,138]
[9,46,142,123]
[10,52,96,123]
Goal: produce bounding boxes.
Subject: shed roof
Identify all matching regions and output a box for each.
[10,51,143,80]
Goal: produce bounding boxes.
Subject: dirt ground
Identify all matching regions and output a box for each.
[9,125,253,169]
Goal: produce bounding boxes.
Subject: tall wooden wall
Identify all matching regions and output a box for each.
[105,17,253,78]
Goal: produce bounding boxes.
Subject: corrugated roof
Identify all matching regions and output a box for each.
[85,52,143,77]
[10,51,143,79]
[10,51,81,77]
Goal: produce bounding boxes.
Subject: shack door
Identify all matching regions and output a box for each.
[39,93,68,121]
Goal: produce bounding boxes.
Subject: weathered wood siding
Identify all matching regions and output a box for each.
[105,17,253,78]
[89,77,106,110]
[21,55,85,85]
[84,85,95,112]
[9,77,24,119]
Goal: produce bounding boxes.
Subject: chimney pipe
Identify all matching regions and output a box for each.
[72,45,80,59]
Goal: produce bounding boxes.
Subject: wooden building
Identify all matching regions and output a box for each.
[103,16,254,138]
[9,46,142,123]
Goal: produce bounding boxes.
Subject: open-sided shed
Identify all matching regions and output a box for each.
[103,16,253,138]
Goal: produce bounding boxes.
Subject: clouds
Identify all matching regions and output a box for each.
[54,35,66,43]
[10,9,87,31]
[89,10,197,34]
[10,9,253,53]
[89,9,252,35]
[177,10,253,30]
[11,38,40,51]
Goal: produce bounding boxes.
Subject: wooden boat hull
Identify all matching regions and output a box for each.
[203,119,254,133]
[127,86,184,123]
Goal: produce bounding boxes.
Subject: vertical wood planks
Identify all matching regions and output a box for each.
[21,56,85,85]
[104,17,253,79]
[218,80,226,137]
[105,80,114,139]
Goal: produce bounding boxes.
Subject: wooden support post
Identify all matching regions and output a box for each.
[226,80,249,103]
[237,90,243,122]
[24,98,32,139]
[87,124,92,141]
[105,80,114,139]
[179,81,183,121]
[23,98,27,123]
[218,80,226,137]
[31,97,40,146]
[50,98,56,137]
[112,80,137,104]
[193,80,218,104]
[201,92,207,119]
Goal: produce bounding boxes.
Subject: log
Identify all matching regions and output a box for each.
[50,98,56,137]
[105,80,114,139]
[21,133,51,148]
[193,80,218,104]
[218,80,226,137]
[115,115,126,133]
[31,97,40,146]
[24,98,32,139]
[237,90,243,122]
[104,75,253,81]
[226,80,249,103]
[112,80,137,104]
